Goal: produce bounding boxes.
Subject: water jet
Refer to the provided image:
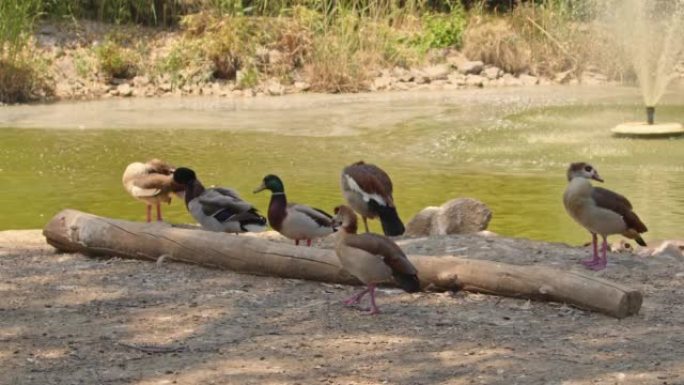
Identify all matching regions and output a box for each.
[605,0,684,137]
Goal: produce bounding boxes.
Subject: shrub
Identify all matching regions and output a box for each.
[95,40,138,80]
[419,6,467,50]
[462,17,531,74]
[0,57,54,103]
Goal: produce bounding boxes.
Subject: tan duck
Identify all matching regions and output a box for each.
[253,174,335,246]
[173,167,267,233]
[332,205,419,314]
[341,161,405,236]
[563,162,648,270]
[122,159,183,222]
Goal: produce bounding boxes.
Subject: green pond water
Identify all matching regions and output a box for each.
[1,86,683,244]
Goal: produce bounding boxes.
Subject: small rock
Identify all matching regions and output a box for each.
[519,74,539,86]
[482,66,502,80]
[405,207,440,237]
[431,198,492,235]
[447,73,466,86]
[423,64,450,81]
[501,73,523,86]
[412,69,430,84]
[371,76,392,91]
[132,75,150,87]
[465,75,485,87]
[458,60,484,75]
[267,81,285,96]
[650,241,684,261]
[294,81,310,92]
[117,83,133,97]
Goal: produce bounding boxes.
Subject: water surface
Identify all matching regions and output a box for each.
[1,86,683,244]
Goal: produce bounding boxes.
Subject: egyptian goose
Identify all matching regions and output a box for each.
[340,161,405,236]
[332,205,420,314]
[173,167,267,233]
[122,159,183,222]
[253,174,335,246]
[563,162,648,270]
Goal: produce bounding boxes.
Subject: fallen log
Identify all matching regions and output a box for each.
[43,209,642,319]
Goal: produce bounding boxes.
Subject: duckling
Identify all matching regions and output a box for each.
[122,159,183,222]
[341,161,404,236]
[253,174,335,246]
[331,205,419,315]
[173,167,267,233]
[563,162,648,270]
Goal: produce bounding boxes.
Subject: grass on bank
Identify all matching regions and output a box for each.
[1,0,635,102]
[0,0,54,103]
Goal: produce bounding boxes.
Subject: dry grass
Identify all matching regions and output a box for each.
[462,16,531,75]
[0,56,53,103]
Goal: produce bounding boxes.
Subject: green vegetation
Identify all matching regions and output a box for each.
[0,0,53,103]
[0,0,631,103]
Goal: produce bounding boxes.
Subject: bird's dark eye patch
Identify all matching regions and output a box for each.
[584,165,593,172]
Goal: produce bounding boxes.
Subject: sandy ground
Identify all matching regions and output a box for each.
[2,229,684,385]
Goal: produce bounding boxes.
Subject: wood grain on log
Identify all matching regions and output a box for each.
[43,209,642,319]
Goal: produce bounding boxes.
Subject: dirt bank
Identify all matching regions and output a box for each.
[2,229,684,385]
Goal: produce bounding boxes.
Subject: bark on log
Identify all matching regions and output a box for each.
[43,209,642,319]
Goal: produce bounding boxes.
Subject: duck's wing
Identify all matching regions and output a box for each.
[592,187,647,232]
[344,233,419,292]
[345,233,415,274]
[290,204,333,227]
[343,162,394,206]
[198,188,253,215]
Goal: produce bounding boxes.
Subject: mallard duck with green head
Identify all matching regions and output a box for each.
[253,174,336,246]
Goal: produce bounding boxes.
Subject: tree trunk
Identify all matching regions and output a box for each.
[43,209,642,319]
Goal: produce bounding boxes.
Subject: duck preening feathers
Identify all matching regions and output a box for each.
[253,174,335,246]
[563,162,648,271]
[122,159,184,222]
[173,167,267,233]
[332,205,419,315]
[341,161,405,236]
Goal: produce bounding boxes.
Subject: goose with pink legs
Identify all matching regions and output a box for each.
[563,162,648,271]
[331,205,419,315]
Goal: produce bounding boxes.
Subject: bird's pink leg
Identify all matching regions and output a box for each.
[365,284,380,315]
[306,239,312,247]
[581,233,601,267]
[343,287,370,306]
[146,205,152,223]
[156,202,163,221]
[588,236,609,271]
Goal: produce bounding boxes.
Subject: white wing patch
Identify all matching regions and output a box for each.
[130,185,161,198]
[344,174,386,206]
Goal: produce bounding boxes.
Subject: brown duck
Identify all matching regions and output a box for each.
[563,162,647,270]
[122,159,183,222]
[340,161,404,236]
[332,205,419,315]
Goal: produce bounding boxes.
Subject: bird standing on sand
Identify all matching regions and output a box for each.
[340,161,405,236]
[122,159,183,222]
[172,167,267,233]
[253,174,335,246]
[563,162,648,270]
[332,205,420,315]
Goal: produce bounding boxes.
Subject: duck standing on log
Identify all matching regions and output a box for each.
[173,167,267,233]
[563,162,648,271]
[340,161,405,236]
[253,174,336,246]
[331,205,419,315]
[122,159,184,222]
